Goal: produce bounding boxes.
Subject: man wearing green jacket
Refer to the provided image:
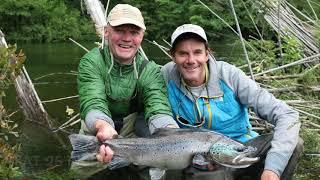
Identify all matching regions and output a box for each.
[77,4,178,165]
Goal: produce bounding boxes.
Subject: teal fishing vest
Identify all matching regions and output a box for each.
[168,80,258,143]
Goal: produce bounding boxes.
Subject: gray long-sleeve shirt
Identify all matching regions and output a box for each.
[162,56,300,176]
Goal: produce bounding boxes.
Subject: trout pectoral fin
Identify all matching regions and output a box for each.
[107,156,130,170]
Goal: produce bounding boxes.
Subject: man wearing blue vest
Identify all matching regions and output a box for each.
[162,24,303,180]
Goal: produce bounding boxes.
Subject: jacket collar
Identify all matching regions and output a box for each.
[207,54,224,98]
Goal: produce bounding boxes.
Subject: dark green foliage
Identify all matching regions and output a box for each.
[281,35,303,74]
[0,44,24,178]
[0,0,319,44]
[314,20,320,47]
[238,34,303,75]
[0,44,26,97]
[297,66,320,96]
[0,0,274,43]
[299,67,319,86]
[295,129,320,180]
[0,140,22,178]
[0,0,95,42]
[245,39,278,73]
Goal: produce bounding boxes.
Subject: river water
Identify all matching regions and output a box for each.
[4,39,241,177]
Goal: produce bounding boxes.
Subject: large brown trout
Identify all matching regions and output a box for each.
[69,128,259,171]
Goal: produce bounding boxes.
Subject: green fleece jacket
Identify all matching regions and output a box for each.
[77,47,174,132]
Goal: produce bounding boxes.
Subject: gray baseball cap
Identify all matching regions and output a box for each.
[171,24,207,45]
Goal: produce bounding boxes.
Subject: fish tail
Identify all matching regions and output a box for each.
[68,134,99,161]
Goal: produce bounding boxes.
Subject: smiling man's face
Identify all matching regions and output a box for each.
[106,24,144,64]
[173,38,209,87]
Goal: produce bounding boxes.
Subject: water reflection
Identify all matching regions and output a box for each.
[18,121,71,173]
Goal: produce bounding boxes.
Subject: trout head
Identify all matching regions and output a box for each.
[208,142,259,168]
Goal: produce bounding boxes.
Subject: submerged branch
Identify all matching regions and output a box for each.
[42,95,79,104]
[34,72,77,81]
[68,38,89,52]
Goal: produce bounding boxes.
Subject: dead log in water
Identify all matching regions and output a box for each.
[14,69,53,128]
[0,30,53,129]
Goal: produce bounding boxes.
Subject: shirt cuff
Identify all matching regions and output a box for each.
[85,110,114,134]
[264,152,288,177]
[148,114,179,134]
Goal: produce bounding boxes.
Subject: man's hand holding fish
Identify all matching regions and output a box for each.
[95,120,117,163]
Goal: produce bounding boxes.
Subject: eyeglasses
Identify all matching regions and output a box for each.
[176,114,205,128]
[175,99,206,128]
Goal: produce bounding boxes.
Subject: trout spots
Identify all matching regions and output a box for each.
[210,143,237,156]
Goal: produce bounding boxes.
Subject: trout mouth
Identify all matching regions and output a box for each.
[232,152,260,166]
[231,147,259,166]
[209,143,259,168]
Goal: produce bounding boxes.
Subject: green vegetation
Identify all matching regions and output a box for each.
[296,129,320,179]
[314,20,320,47]
[0,45,25,178]
[0,0,95,42]
[0,0,272,43]
[0,0,318,44]
[0,0,320,179]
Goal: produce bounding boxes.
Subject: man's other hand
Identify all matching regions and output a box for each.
[94,120,118,163]
[261,170,280,180]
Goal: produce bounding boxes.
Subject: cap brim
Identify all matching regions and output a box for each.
[171,32,207,45]
[109,18,146,30]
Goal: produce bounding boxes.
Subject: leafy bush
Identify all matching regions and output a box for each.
[0,44,25,178]
[0,0,95,42]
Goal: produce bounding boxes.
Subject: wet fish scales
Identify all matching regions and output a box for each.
[69,128,259,171]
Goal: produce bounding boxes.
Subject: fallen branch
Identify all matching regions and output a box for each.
[68,38,89,52]
[34,72,77,81]
[293,103,320,110]
[267,87,298,93]
[229,0,255,80]
[42,95,79,104]
[254,53,320,76]
[255,74,302,80]
[301,120,320,129]
[285,100,320,104]
[294,108,320,120]
[52,113,80,132]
